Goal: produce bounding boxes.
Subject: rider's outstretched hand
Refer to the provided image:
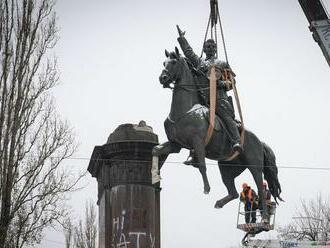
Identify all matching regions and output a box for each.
[176,25,186,37]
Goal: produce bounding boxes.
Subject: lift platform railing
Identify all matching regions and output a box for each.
[236,201,276,233]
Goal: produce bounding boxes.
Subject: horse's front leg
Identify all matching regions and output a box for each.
[151,141,181,184]
[194,143,210,194]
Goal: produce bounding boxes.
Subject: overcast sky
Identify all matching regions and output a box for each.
[41,0,330,247]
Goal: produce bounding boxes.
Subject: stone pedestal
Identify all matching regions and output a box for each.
[88,121,161,248]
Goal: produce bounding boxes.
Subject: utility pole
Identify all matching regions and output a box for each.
[298,0,330,67]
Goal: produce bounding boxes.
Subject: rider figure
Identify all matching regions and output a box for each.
[176,25,242,165]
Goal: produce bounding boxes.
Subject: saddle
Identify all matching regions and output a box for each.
[187,104,241,133]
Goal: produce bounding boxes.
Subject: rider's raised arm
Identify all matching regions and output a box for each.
[176,25,200,68]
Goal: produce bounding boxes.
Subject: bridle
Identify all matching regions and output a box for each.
[160,68,176,89]
[161,57,210,92]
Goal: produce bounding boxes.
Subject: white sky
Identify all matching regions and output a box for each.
[41,0,330,247]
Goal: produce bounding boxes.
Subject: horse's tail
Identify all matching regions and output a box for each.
[262,142,284,204]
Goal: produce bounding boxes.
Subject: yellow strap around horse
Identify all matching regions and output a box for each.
[204,65,216,145]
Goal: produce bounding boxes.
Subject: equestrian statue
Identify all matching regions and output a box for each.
[151,26,283,221]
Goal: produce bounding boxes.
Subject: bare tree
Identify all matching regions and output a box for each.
[64,218,74,248]
[278,194,330,242]
[64,201,97,248]
[84,202,97,248]
[324,206,330,241]
[74,221,86,248]
[0,0,80,247]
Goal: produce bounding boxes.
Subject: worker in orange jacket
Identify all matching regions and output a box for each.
[240,183,257,223]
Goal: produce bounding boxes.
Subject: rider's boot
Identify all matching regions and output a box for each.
[227,119,243,154]
[184,156,194,166]
[184,150,198,167]
[215,104,242,155]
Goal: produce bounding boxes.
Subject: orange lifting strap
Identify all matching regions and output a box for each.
[204,66,217,145]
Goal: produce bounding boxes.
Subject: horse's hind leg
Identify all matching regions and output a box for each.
[215,163,244,208]
[250,167,269,222]
[194,143,210,194]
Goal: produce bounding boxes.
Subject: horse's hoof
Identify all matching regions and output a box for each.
[151,175,161,184]
[214,200,224,209]
[204,187,210,194]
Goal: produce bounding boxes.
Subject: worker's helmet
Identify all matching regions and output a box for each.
[242,183,248,189]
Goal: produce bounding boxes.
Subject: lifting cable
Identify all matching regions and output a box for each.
[201,0,228,62]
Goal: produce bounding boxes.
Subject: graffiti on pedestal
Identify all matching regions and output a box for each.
[111,210,155,248]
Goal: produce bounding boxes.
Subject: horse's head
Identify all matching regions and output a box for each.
[159,47,189,89]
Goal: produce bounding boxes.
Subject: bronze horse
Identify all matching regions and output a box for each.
[152,48,282,220]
